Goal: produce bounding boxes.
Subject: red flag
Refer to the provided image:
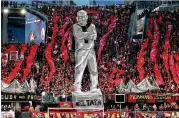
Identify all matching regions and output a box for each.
[44,16,60,86]
[5,44,16,54]
[114,79,122,87]
[137,38,149,81]
[150,20,164,85]
[162,25,172,79]
[61,27,72,64]
[97,15,116,63]
[137,18,153,82]
[103,18,110,26]
[154,64,164,85]
[116,70,125,80]
[174,54,179,62]
[3,44,27,84]
[109,67,118,80]
[58,17,70,36]
[52,16,60,23]
[87,11,99,24]
[62,45,68,64]
[157,16,164,24]
[45,39,56,85]
[21,45,38,82]
[169,54,179,84]
[149,18,154,30]
[109,68,125,86]
[176,64,179,78]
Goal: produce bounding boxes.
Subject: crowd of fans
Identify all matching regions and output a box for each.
[1,4,179,112]
[1,102,179,112]
[104,102,179,112]
[125,103,178,111]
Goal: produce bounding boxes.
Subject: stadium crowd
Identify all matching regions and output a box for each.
[1,5,179,111]
[1,102,179,112]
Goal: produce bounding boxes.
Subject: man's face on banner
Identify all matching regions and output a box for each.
[77,11,88,26]
[29,31,35,41]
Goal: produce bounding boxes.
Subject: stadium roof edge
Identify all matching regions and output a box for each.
[26,8,48,22]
